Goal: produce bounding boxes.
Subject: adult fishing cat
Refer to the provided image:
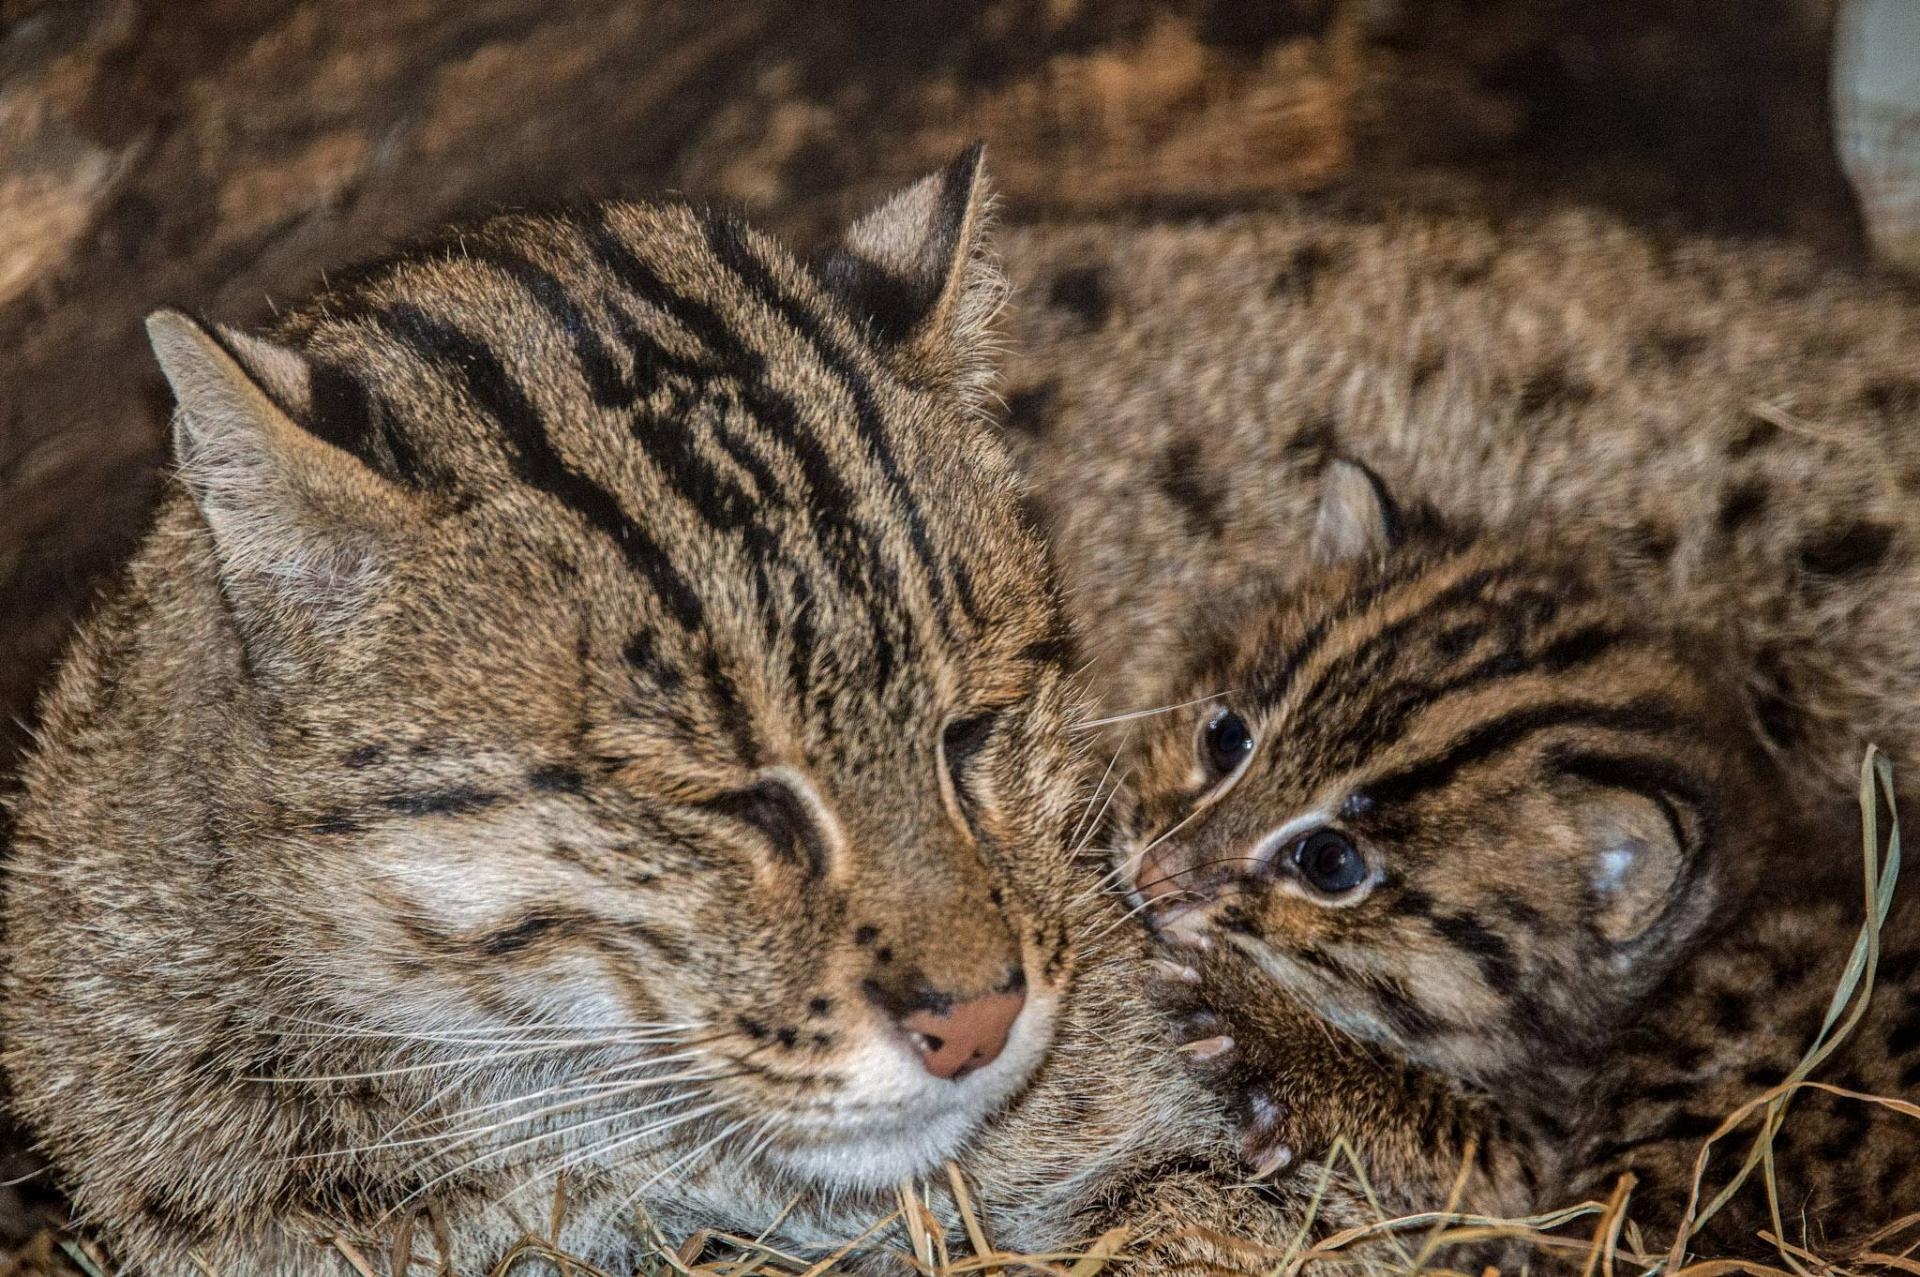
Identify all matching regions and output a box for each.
[1,153,1356,1276]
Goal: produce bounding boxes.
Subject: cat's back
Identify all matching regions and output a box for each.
[999,203,1920,808]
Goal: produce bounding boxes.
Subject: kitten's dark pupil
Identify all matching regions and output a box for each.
[1296,830,1366,894]
[1202,708,1254,776]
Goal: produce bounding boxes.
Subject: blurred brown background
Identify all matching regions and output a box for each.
[0,0,1869,783]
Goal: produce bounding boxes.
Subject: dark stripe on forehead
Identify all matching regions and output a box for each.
[701,216,970,639]
[624,402,825,709]
[580,210,758,364]
[461,240,640,407]
[627,404,765,531]
[582,211,909,691]
[459,241,798,539]
[1363,698,1685,810]
[372,303,707,639]
[709,415,784,504]
[1315,621,1630,774]
[1252,548,1483,711]
[1281,562,1520,717]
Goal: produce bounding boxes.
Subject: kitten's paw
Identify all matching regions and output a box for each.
[1238,1089,1297,1180]
[1176,1033,1235,1061]
[1150,948,1331,1180]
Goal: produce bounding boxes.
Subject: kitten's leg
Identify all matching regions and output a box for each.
[1156,947,1539,1221]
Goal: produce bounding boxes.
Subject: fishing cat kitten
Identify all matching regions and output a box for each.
[1001,203,1920,822]
[993,201,1920,1259]
[1123,462,1919,1258]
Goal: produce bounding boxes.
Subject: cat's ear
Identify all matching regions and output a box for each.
[816,143,1004,394]
[1584,795,1691,945]
[147,309,412,625]
[1311,459,1403,565]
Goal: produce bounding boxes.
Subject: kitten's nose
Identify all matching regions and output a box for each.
[866,970,1027,1080]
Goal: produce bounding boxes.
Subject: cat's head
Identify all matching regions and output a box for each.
[1118,462,1787,1084]
[134,150,1089,1190]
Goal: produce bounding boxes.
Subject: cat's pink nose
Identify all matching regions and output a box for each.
[898,988,1026,1080]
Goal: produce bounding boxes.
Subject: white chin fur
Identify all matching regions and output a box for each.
[763,993,1057,1190]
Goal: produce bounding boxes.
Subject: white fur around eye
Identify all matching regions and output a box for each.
[1251,810,1336,869]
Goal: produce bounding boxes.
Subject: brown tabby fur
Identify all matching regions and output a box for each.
[1111,485,1919,1257]
[1,156,1371,1275]
[991,204,1920,1259]
[1000,203,1920,820]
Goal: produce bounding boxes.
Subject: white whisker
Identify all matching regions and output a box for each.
[247,1035,694,1084]
[311,1066,727,1162]
[1069,743,1128,850]
[1069,690,1234,733]
[383,1095,732,1219]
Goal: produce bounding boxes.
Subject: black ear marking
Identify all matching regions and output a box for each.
[146,309,421,628]
[816,252,944,350]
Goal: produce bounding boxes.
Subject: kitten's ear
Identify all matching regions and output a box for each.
[1585,796,1690,945]
[1311,459,1402,565]
[147,309,412,624]
[817,143,1004,394]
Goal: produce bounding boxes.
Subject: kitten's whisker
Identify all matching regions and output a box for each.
[1067,770,1131,866]
[1077,887,1187,946]
[1059,856,1137,915]
[1132,853,1268,898]
[1069,744,1129,850]
[1114,801,1214,898]
[1070,690,1235,733]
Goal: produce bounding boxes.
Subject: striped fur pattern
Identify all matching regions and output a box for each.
[1120,468,1920,1254]
[992,200,1920,1255]
[1000,203,1920,827]
[1124,470,1789,1093]
[1,156,1365,1275]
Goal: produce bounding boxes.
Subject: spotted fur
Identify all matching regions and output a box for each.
[1001,203,1920,822]
[1113,469,1919,1257]
[1,155,1363,1275]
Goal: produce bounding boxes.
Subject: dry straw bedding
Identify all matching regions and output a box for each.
[4,755,1913,1277]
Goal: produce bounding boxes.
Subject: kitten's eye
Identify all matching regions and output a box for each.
[1294,830,1368,895]
[1200,708,1255,778]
